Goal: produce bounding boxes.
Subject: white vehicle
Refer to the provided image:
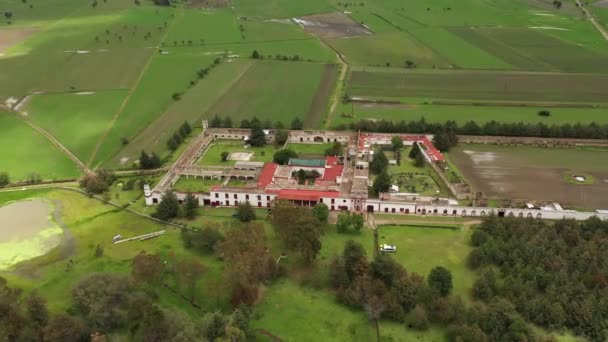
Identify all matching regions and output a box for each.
[380,244,397,253]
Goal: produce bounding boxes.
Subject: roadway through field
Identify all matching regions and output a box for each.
[577,0,608,41]
[86,7,183,169]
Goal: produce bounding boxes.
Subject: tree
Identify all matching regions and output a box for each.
[428,266,453,297]
[538,110,551,117]
[312,203,329,223]
[372,170,391,195]
[370,150,388,174]
[175,258,206,303]
[407,305,430,330]
[217,223,275,306]
[343,240,369,283]
[391,136,404,151]
[25,292,48,329]
[337,212,364,234]
[184,192,199,219]
[289,215,322,264]
[221,151,230,162]
[131,251,163,285]
[251,50,260,59]
[0,172,9,187]
[79,169,116,194]
[201,311,227,341]
[71,273,132,331]
[291,117,303,130]
[433,129,458,152]
[409,142,421,159]
[414,151,425,167]
[274,129,288,146]
[140,150,161,169]
[43,315,89,342]
[249,120,266,147]
[211,115,222,127]
[236,202,256,222]
[273,149,298,165]
[154,190,179,221]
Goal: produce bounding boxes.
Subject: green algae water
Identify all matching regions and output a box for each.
[0,199,62,269]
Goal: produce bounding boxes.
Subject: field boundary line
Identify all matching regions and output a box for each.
[5,111,90,173]
[87,6,183,169]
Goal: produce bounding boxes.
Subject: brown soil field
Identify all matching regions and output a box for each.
[0,27,38,54]
[295,12,372,39]
[449,145,608,209]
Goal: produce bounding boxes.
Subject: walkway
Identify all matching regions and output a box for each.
[576,0,608,41]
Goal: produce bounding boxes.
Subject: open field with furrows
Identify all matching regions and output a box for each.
[331,101,608,126]
[347,68,608,104]
[105,59,255,168]
[449,27,608,73]
[206,60,336,128]
[449,144,608,209]
[24,90,127,162]
[0,113,79,181]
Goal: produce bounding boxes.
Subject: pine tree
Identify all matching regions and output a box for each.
[140,150,151,168]
[184,193,199,219]
[154,191,179,221]
[373,170,391,194]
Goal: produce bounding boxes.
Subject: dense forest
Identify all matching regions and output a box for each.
[469,216,608,341]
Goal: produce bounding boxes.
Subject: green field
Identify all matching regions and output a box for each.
[286,143,335,156]
[233,0,334,18]
[332,101,608,126]
[172,177,224,193]
[207,60,333,127]
[25,90,127,162]
[198,141,278,166]
[327,31,451,69]
[347,68,608,104]
[0,113,79,181]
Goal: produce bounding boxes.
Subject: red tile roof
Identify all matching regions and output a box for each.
[357,133,445,162]
[277,189,340,202]
[257,163,278,188]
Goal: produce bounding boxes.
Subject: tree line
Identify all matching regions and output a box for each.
[209,115,304,131]
[337,118,608,140]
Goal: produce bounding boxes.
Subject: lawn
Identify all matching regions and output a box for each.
[0,113,80,181]
[198,141,278,166]
[326,31,451,69]
[24,90,128,163]
[206,60,331,127]
[377,225,475,300]
[172,177,225,193]
[346,68,608,104]
[286,143,335,156]
[331,101,608,126]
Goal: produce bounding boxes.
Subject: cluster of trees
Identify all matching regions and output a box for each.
[209,115,304,131]
[341,118,608,140]
[153,190,199,221]
[139,150,162,169]
[328,240,535,341]
[292,169,321,185]
[181,225,225,254]
[552,0,563,9]
[167,121,193,151]
[432,128,459,152]
[79,169,116,194]
[217,222,277,306]
[251,50,305,62]
[370,149,391,195]
[336,212,364,234]
[468,216,608,341]
[271,201,328,265]
[324,141,344,157]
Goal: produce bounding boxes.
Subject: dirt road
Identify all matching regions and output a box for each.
[576,0,608,41]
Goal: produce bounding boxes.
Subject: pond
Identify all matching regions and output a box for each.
[0,199,63,269]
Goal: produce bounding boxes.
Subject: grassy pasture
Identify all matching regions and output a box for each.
[0,113,79,181]
[286,143,335,156]
[233,0,334,18]
[106,59,254,167]
[326,31,451,69]
[0,0,88,28]
[331,101,608,126]
[346,68,608,104]
[172,177,224,193]
[207,60,331,127]
[163,8,240,47]
[25,90,128,162]
[450,27,608,73]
